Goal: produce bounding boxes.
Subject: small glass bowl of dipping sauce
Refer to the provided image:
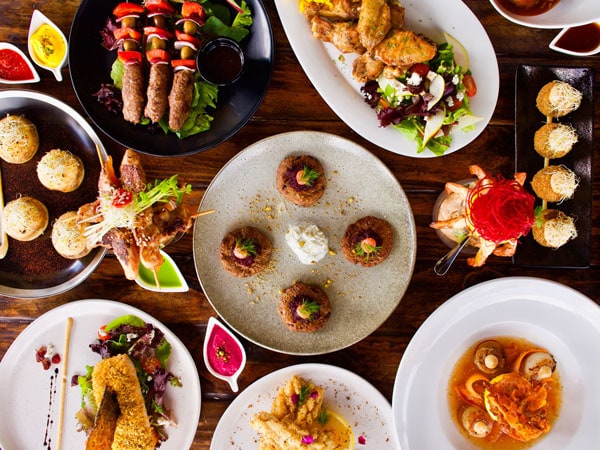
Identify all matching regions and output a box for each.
[196,37,244,86]
[431,179,479,254]
[549,22,600,56]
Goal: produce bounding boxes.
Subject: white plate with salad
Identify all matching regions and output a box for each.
[275,0,499,157]
[0,299,201,450]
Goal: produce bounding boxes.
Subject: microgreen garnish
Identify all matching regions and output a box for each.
[534,205,546,227]
[318,409,330,425]
[297,299,320,321]
[135,175,191,214]
[354,241,382,259]
[298,384,311,404]
[298,166,320,186]
[234,238,257,256]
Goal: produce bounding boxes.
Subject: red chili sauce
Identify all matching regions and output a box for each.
[0,48,34,81]
[207,323,243,376]
[555,22,600,54]
[495,0,560,16]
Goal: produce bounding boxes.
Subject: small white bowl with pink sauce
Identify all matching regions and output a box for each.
[203,316,246,392]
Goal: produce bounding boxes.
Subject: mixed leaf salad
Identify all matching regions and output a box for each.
[361,34,481,156]
[95,0,253,138]
[73,314,181,443]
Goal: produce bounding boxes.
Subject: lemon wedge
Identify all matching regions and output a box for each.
[320,410,354,449]
[444,32,469,73]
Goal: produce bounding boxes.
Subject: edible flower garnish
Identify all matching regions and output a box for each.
[301,435,315,444]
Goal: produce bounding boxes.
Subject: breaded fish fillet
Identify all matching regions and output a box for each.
[92,354,157,450]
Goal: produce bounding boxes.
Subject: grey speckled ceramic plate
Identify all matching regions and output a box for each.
[193,131,416,355]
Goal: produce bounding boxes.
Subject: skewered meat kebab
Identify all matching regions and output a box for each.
[168,1,205,130]
[112,2,146,124]
[143,0,175,123]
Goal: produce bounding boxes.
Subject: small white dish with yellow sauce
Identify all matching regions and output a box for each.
[27,10,68,81]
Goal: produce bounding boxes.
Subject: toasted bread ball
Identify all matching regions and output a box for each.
[531,165,578,203]
[536,81,582,118]
[37,149,85,192]
[2,196,48,241]
[532,209,577,248]
[51,211,92,259]
[0,115,39,164]
[533,123,578,159]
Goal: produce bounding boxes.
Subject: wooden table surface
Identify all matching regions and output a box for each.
[0,0,598,448]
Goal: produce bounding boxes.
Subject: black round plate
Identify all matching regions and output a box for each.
[68,0,274,157]
[0,90,106,298]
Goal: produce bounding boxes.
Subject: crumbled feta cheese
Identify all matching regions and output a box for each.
[407,72,422,86]
[452,74,460,85]
[457,92,464,101]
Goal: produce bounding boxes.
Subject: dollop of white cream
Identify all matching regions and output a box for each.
[285,224,329,265]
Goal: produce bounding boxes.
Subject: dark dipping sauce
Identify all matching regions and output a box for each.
[495,0,560,16]
[197,38,244,86]
[555,22,600,54]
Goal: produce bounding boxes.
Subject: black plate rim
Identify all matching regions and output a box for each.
[68,0,275,157]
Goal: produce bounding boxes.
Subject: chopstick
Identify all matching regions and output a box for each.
[0,165,8,259]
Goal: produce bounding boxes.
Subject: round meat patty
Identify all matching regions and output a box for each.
[341,216,393,267]
[278,282,331,333]
[219,226,272,277]
[276,154,326,206]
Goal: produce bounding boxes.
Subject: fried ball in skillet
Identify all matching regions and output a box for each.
[0,114,39,164]
[51,211,92,259]
[37,149,85,192]
[2,196,48,241]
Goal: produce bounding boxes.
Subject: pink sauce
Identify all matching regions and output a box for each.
[206,324,243,376]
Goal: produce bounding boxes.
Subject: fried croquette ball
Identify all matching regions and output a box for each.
[533,123,578,159]
[532,208,577,248]
[536,81,582,118]
[2,196,48,241]
[0,115,39,164]
[531,165,578,203]
[37,149,85,192]
[51,211,92,259]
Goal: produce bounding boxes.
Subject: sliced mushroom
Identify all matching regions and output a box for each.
[473,340,505,374]
[520,351,556,381]
[461,405,493,438]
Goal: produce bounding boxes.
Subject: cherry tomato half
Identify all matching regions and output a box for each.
[112,188,134,207]
[463,74,477,97]
[410,63,430,78]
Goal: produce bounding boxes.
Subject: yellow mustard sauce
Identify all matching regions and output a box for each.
[29,23,65,68]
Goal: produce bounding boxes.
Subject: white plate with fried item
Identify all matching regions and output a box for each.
[193,131,416,355]
[0,300,201,450]
[274,0,498,158]
[392,277,600,449]
[211,363,400,450]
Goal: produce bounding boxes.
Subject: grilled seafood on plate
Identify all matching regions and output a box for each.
[77,149,203,280]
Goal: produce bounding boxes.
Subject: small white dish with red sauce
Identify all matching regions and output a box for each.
[0,42,40,84]
[203,316,246,392]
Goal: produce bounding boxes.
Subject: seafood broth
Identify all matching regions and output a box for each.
[448,336,562,450]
